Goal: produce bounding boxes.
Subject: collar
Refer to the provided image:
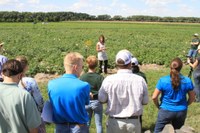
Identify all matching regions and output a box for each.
[117,69,132,74]
[62,74,78,78]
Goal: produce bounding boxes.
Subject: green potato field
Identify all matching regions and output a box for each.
[1,22,200,132]
[1,22,199,75]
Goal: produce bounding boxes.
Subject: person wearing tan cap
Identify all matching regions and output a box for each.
[98,49,148,133]
[0,42,8,82]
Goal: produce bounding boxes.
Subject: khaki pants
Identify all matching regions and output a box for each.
[106,117,141,133]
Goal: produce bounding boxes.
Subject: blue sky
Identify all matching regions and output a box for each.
[0,0,200,17]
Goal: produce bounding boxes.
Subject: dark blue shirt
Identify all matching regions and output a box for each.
[48,74,90,124]
[156,75,193,111]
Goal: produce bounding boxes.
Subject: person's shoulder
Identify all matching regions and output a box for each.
[79,73,88,79]
[96,42,101,45]
[22,77,36,83]
[180,75,192,82]
[0,55,8,60]
[48,75,63,83]
[158,75,170,82]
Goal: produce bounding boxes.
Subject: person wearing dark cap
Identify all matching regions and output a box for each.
[131,57,147,83]
[187,33,200,59]
[98,49,148,133]
[0,59,41,133]
[0,42,8,82]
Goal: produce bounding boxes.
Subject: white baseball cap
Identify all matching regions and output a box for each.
[131,57,139,65]
[116,50,132,65]
[194,33,199,37]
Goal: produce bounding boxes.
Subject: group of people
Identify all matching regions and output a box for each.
[187,33,200,102]
[0,33,198,133]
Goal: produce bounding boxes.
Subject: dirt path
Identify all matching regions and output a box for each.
[34,64,164,83]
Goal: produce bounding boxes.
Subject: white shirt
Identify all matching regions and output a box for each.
[98,69,148,117]
[97,42,108,61]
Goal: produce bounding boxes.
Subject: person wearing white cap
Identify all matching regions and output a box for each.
[0,42,8,82]
[98,49,148,133]
[131,57,147,83]
[187,33,200,58]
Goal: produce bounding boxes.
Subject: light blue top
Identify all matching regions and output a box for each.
[18,77,44,112]
[48,74,90,124]
[156,74,193,111]
[0,55,8,79]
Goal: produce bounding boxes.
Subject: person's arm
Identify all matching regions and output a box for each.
[152,88,161,109]
[30,79,44,112]
[96,43,100,52]
[29,128,38,133]
[142,80,148,105]
[188,58,198,69]
[98,84,108,104]
[187,90,195,105]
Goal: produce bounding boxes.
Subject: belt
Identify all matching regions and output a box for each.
[109,116,139,119]
[60,122,84,125]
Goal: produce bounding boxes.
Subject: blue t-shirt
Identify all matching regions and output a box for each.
[48,74,90,124]
[156,75,193,111]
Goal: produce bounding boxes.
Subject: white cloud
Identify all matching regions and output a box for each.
[30,4,60,12]
[28,0,40,4]
[0,0,18,5]
[144,0,180,6]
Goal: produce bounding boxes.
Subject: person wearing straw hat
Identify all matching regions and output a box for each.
[0,42,8,82]
[98,49,148,133]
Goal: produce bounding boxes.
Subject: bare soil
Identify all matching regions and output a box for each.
[34,64,164,83]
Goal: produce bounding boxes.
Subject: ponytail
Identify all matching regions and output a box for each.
[170,58,183,90]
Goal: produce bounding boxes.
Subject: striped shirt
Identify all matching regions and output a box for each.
[98,69,148,117]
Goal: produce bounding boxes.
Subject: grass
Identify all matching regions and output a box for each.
[38,64,200,132]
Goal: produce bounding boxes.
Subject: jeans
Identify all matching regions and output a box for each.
[55,123,89,133]
[193,71,200,102]
[154,109,187,133]
[187,49,197,58]
[99,60,108,74]
[85,100,103,133]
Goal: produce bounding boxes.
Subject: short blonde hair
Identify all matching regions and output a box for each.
[64,52,83,68]
[86,55,98,69]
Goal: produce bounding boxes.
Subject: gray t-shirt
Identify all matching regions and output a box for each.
[0,82,41,133]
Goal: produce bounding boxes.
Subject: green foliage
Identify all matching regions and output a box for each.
[0,22,199,75]
[0,11,200,22]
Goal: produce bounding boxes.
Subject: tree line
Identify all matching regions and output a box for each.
[0,11,200,23]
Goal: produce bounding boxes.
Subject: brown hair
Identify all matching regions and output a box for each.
[86,55,98,69]
[99,35,105,43]
[170,57,183,90]
[116,59,130,69]
[15,56,28,70]
[2,59,23,77]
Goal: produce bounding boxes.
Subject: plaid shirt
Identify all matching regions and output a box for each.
[98,69,148,117]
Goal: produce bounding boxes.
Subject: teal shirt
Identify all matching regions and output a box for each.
[0,82,41,133]
[80,72,104,95]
